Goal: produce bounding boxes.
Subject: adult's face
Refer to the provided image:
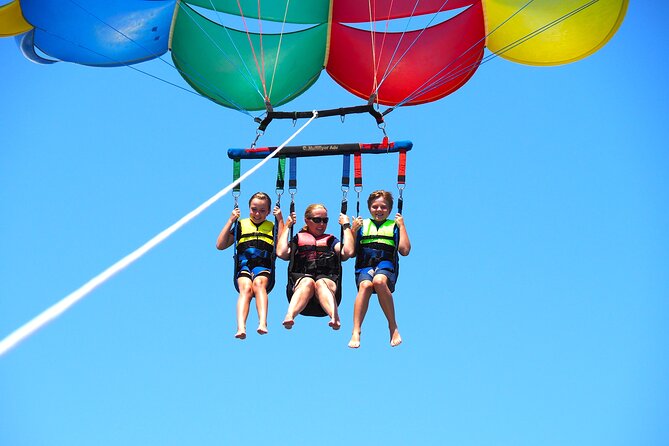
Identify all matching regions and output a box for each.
[305,207,329,236]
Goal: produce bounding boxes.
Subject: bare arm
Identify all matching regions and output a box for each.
[275,211,296,260]
[395,213,411,256]
[349,216,364,257]
[216,208,240,250]
[273,205,284,235]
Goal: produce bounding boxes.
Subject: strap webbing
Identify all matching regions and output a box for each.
[289,157,297,191]
[354,152,362,189]
[342,154,351,189]
[398,150,407,186]
[233,159,241,193]
[398,149,407,214]
[276,156,286,191]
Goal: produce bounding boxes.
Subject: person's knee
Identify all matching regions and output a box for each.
[296,278,316,294]
[358,280,374,294]
[252,277,269,294]
[360,279,373,289]
[372,274,389,288]
[315,279,330,291]
[238,278,253,295]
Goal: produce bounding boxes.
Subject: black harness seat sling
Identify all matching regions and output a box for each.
[286,230,342,317]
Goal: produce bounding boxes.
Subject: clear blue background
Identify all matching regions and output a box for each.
[1,3,667,445]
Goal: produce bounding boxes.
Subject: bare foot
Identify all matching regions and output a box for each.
[390,328,402,347]
[257,324,268,335]
[235,330,246,340]
[328,318,341,330]
[348,332,361,348]
[282,318,294,329]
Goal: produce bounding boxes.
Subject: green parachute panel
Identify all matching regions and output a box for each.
[170,2,328,111]
[185,0,330,24]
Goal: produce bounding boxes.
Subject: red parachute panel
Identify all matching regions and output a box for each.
[327,2,485,106]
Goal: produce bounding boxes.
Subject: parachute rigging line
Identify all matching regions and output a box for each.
[234,0,268,98]
[0,111,319,357]
[268,0,292,101]
[375,0,450,95]
[35,1,254,116]
[177,3,265,110]
[186,1,264,103]
[31,24,221,106]
[395,0,538,108]
[66,0,175,71]
[389,0,600,111]
[65,0,252,112]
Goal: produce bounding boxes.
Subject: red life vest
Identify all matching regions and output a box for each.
[291,230,339,277]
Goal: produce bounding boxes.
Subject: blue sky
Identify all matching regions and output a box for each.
[1,2,667,446]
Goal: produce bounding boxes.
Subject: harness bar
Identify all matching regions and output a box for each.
[228,140,412,160]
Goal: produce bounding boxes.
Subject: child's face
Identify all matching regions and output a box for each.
[248,198,271,224]
[369,197,391,222]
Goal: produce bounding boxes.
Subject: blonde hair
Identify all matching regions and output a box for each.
[367,190,393,211]
[302,203,327,231]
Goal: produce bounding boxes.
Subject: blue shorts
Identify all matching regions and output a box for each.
[355,262,396,293]
[237,265,271,281]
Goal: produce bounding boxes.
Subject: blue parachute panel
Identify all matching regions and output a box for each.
[20,0,175,66]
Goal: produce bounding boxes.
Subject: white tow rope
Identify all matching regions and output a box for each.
[0,112,318,357]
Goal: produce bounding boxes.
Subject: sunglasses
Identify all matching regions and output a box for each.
[308,217,329,224]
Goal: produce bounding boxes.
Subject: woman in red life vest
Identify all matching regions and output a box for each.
[276,204,354,330]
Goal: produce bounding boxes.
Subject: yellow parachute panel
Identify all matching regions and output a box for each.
[483,0,628,66]
[0,1,32,37]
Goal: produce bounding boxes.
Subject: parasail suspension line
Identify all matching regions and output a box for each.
[268,0,293,101]
[0,111,319,357]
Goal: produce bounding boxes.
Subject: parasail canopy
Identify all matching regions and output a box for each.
[2,0,629,114]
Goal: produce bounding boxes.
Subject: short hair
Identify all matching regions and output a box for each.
[367,190,393,211]
[248,192,271,208]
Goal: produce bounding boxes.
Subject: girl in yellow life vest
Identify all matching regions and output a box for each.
[216,192,284,340]
[276,204,354,331]
[349,190,411,348]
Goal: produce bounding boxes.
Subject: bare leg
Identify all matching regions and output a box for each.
[373,275,402,347]
[314,278,340,330]
[283,278,316,329]
[348,281,373,348]
[252,276,270,335]
[235,277,253,339]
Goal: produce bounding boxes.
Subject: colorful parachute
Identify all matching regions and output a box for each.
[1,0,628,113]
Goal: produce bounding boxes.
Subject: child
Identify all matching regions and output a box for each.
[217,192,283,339]
[349,190,411,348]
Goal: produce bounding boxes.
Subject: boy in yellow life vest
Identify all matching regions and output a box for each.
[217,192,284,339]
[349,190,411,348]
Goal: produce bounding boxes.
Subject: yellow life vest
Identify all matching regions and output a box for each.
[237,218,274,253]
